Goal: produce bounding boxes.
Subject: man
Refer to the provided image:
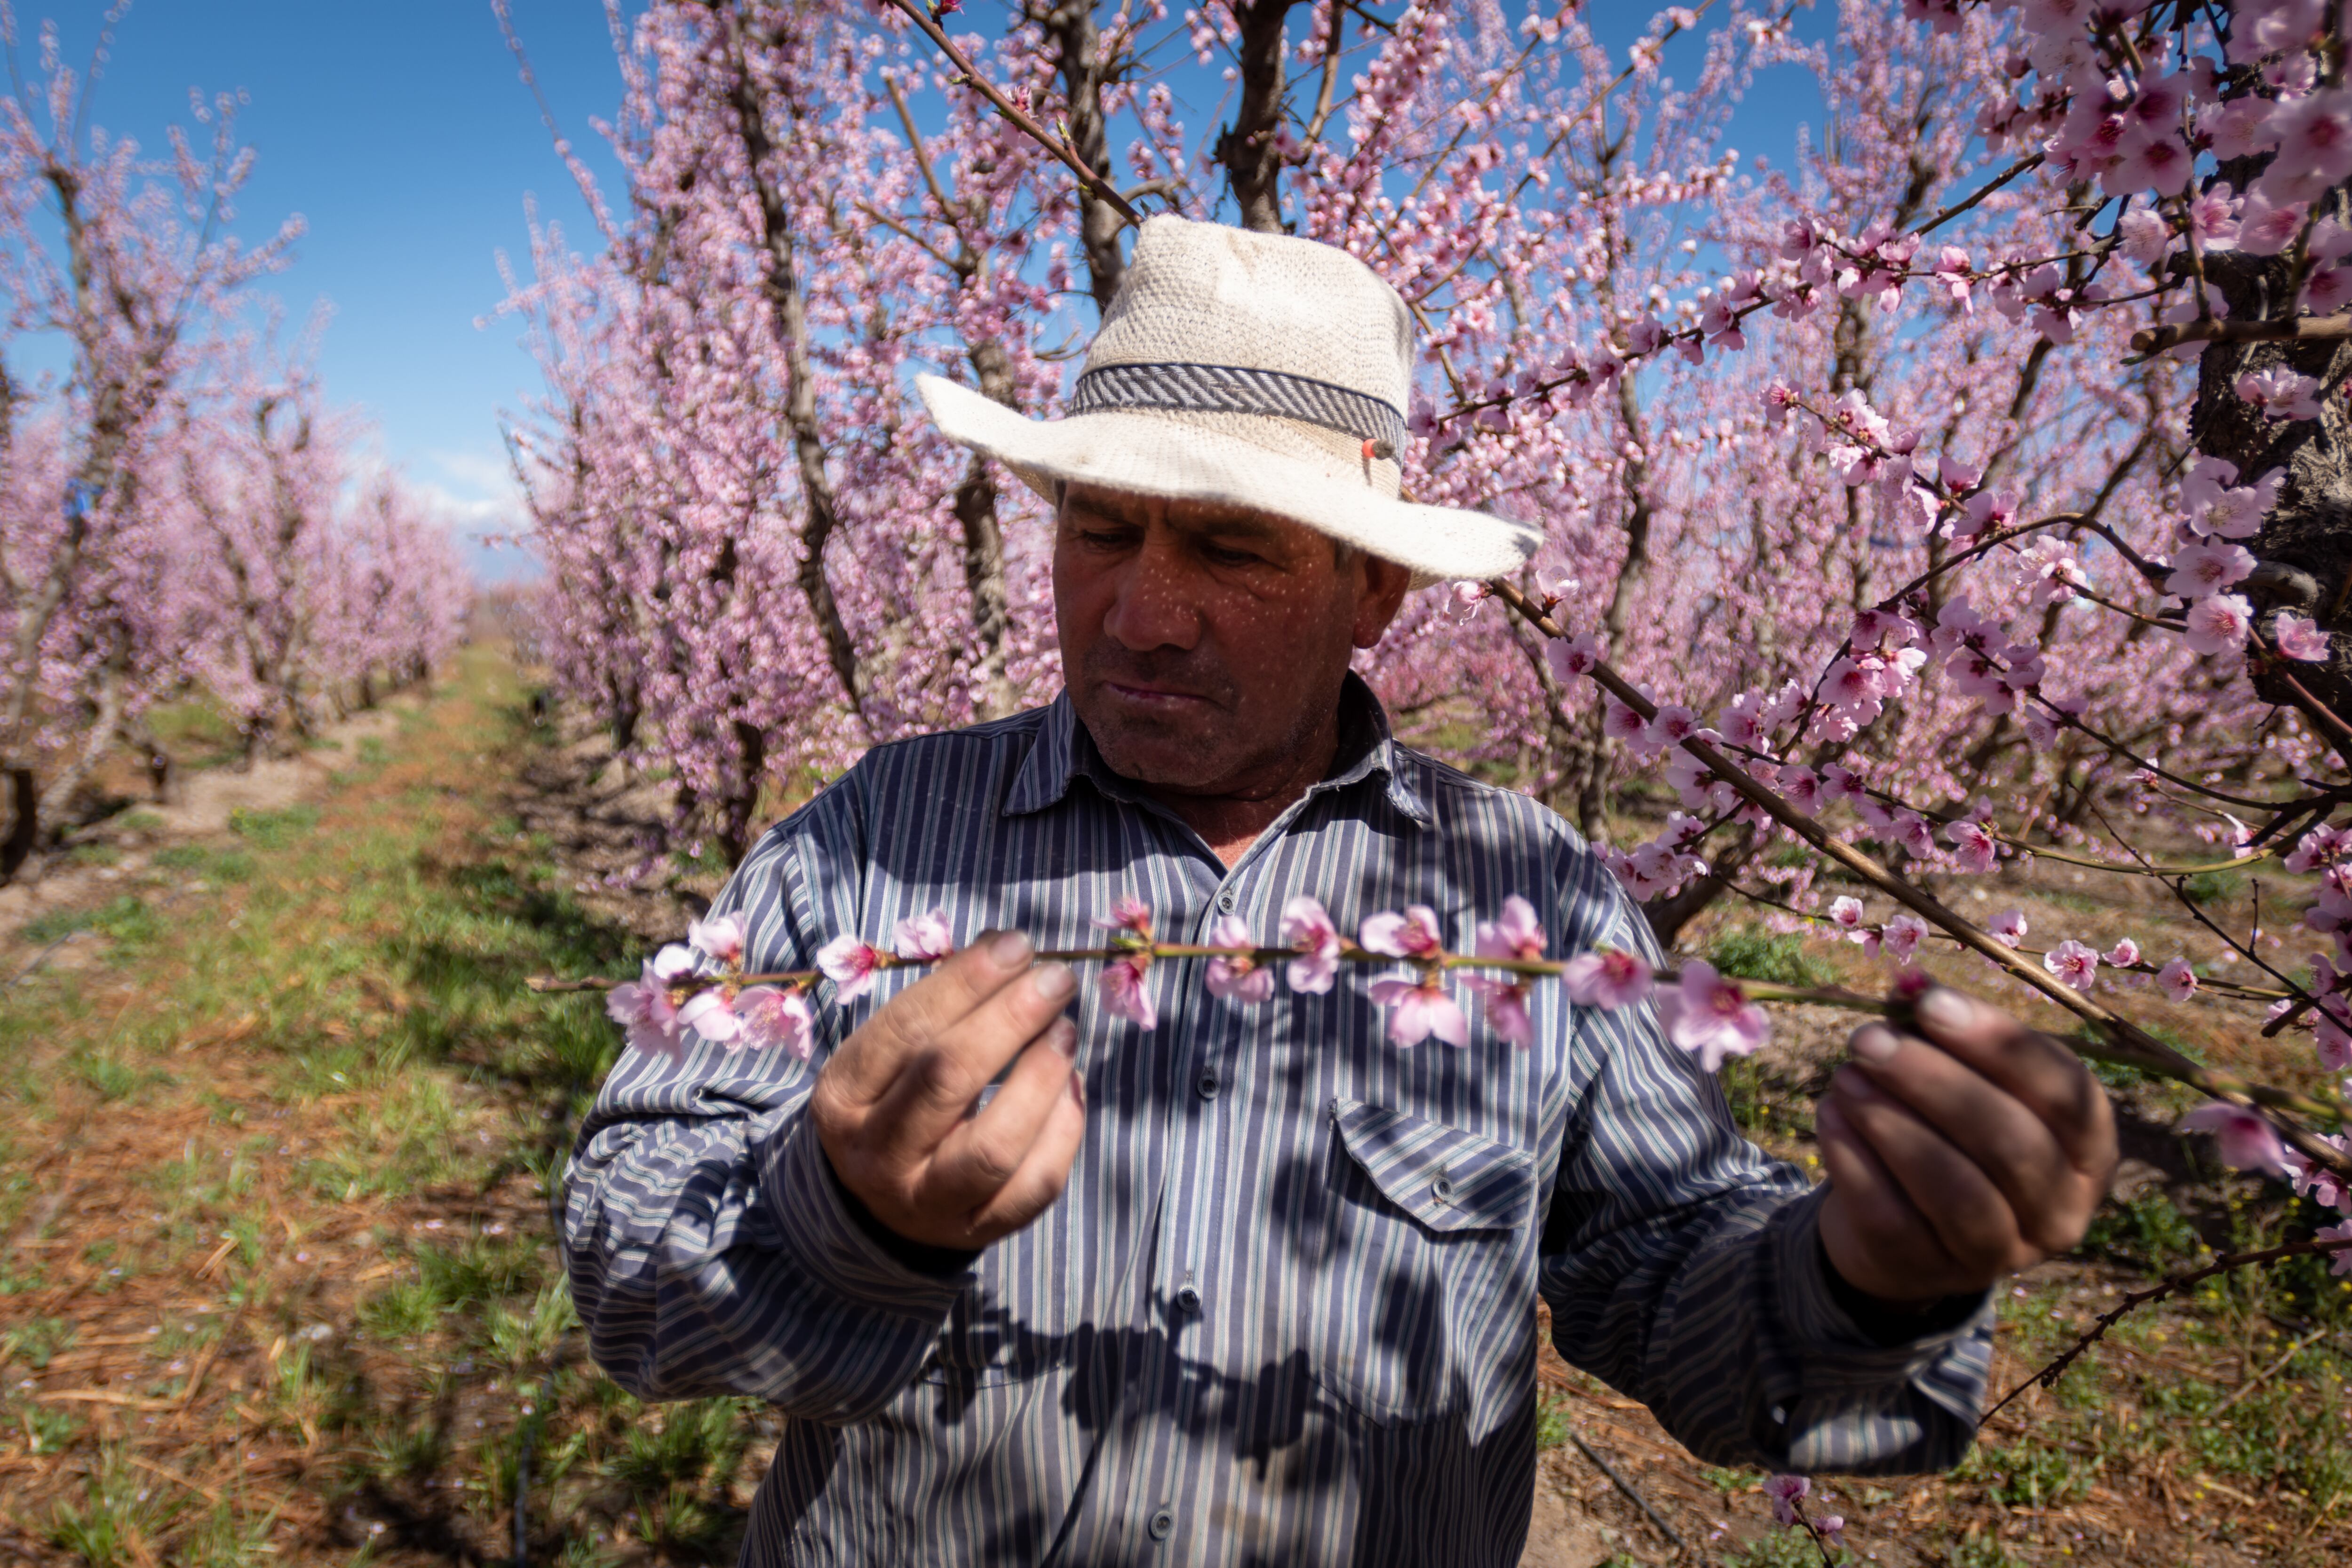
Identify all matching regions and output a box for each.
[564,216,2117,1565]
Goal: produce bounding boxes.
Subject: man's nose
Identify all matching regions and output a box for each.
[1100,540,1204,653]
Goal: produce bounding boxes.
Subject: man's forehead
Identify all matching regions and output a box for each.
[1062,483,1306,539]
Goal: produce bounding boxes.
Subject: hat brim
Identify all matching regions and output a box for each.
[916,374,1538,588]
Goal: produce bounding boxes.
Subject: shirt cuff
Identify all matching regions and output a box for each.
[759,1112,976,1316]
[1772,1187,1992,1383]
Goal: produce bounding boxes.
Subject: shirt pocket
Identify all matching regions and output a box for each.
[1310,1099,1539,1427]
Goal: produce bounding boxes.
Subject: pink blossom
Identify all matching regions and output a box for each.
[2164,541,2255,600]
[2319,1220,2352,1276]
[1603,698,1649,746]
[1545,631,1603,680]
[734,984,815,1058]
[675,987,742,1045]
[1449,580,1490,621]
[1780,766,1821,815]
[1658,960,1771,1072]
[1817,1516,1846,1548]
[2157,957,2198,1002]
[1204,914,1275,1003]
[1989,908,2028,948]
[2235,366,2323,421]
[688,912,746,966]
[1101,954,1157,1029]
[1280,896,1343,995]
[893,909,954,961]
[1560,948,1654,1008]
[1828,896,1867,938]
[1644,703,1700,749]
[1764,1474,1809,1527]
[606,943,700,1056]
[1946,817,1998,873]
[2289,825,2347,874]
[2105,938,2141,968]
[2237,188,2310,256]
[816,934,887,1001]
[2185,593,2255,656]
[1367,976,1469,1047]
[2178,1102,2291,1177]
[2044,939,2100,991]
[1097,897,1155,941]
[1879,913,1928,963]
[2262,88,2352,205]
[1474,894,1546,963]
[1361,905,1446,960]
[1891,810,1936,860]
[1462,976,1534,1046]
[2320,1014,2352,1072]
[2230,0,2324,64]
[2105,128,2192,197]
[2283,1138,2350,1210]
[2276,613,2331,662]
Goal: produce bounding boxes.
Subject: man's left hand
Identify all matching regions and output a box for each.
[1815,984,2119,1308]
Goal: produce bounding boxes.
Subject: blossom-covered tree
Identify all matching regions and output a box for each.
[516,0,2352,1196]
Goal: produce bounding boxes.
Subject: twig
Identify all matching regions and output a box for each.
[1486,579,2352,1168]
[2129,313,2352,356]
[1979,1235,2352,1426]
[881,0,1143,227]
[1916,152,2047,236]
[1567,1428,1689,1552]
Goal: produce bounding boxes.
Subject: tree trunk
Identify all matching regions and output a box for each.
[1043,0,1128,311]
[1216,0,1299,233]
[0,767,35,883]
[2196,238,2352,740]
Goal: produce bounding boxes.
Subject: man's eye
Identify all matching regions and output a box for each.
[1203,543,1263,567]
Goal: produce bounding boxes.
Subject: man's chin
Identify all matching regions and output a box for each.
[1080,711,1233,790]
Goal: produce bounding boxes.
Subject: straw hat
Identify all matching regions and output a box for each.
[915,215,1540,586]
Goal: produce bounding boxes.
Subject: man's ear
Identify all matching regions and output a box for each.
[1351,556,1414,650]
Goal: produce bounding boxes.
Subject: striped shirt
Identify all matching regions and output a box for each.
[563,678,1994,1567]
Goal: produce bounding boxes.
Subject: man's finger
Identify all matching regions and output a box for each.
[868,959,1078,1161]
[1816,1095,1964,1296]
[1828,1067,2032,1274]
[1846,1022,2078,1243]
[1907,987,2112,1168]
[821,931,1039,1106]
[925,1019,1080,1208]
[963,1073,1087,1241]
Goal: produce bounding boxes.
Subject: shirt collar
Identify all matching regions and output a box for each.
[1004,672,1432,828]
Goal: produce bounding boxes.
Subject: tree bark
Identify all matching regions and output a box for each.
[1042,0,1128,310]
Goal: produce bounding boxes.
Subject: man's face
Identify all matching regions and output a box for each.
[1053,484,1410,796]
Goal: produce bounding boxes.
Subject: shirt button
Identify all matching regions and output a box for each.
[1216,891,1235,911]
[1175,1283,1201,1313]
[1197,1070,1220,1099]
[1431,1175,1456,1205]
[1148,1507,1175,1541]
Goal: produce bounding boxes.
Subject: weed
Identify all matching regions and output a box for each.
[2081,1188,2201,1272]
[484,1281,580,1370]
[24,896,156,949]
[358,1278,446,1341]
[14,1399,81,1454]
[46,1446,182,1568]
[1722,1528,1823,1568]
[1961,1441,2088,1508]
[66,843,122,868]
[114,810,167,835]
[227,804,318,849]
[68,1047,155,1103]
[1705,927,1836,987]
[1533,1393,1571,1451]
[151,844,257,882]
[3,1316,75,1369]
[366,1410,450,1479]
[606,1397,758,1550]
[2182,868,2246,907]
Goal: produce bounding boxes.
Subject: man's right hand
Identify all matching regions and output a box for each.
[809,931,1086,1251]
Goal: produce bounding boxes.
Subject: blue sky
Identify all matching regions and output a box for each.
[9,0,1835,584]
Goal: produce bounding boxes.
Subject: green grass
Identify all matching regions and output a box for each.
[22,895,158,948]
[1705,926,1837,988]
[227,804,319,849]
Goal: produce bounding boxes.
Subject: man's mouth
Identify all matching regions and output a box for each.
[1101,680,1213,709]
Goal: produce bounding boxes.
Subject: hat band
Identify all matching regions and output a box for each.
[1069,361,1406,456]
